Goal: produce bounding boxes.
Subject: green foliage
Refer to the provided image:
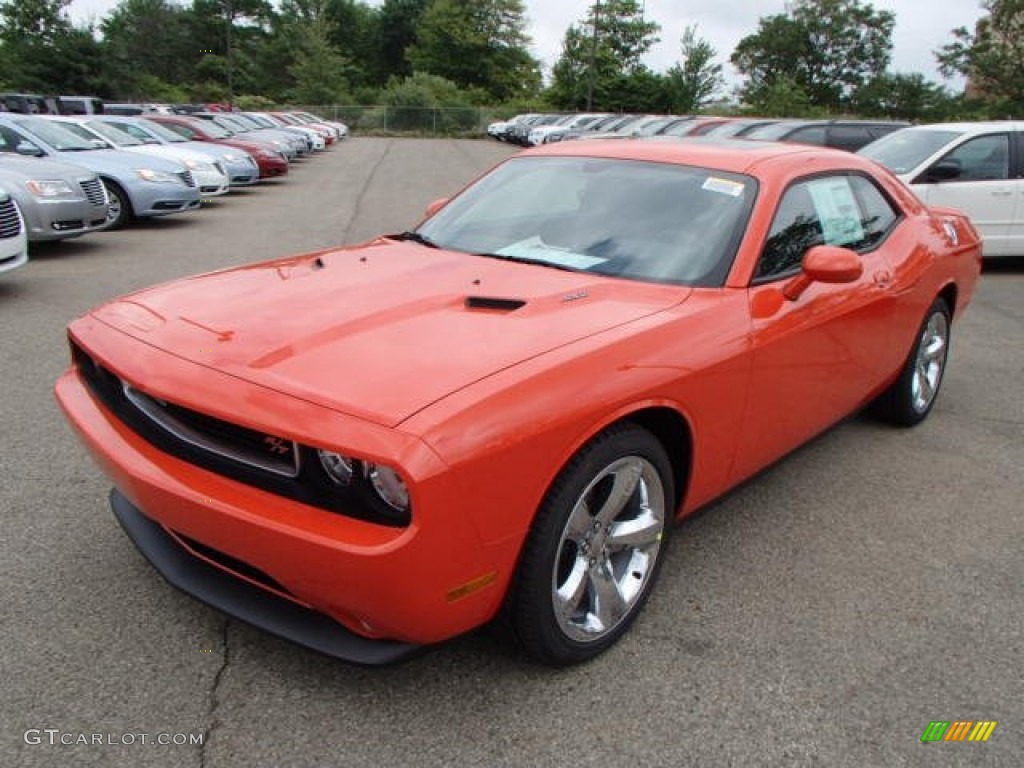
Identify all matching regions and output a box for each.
[407,0,541,102]
[234,93,276,109]
[664,26,723,113]
[936,0,1024,114]
[742,75,819,117]
[850,72,959,121]
[549,0,661,111]
[378,72,479,132]
[732,0,895,111]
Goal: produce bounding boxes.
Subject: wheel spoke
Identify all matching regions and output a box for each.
[594,462,642,526]
[563,499,593,542]
[607,510,662,550]
[589,560,627,631]
[555,554,589,618]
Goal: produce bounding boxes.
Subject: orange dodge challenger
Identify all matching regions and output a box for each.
[56,139,981,666]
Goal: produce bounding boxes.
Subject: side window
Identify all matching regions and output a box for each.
[787,126,827,146]
[756,184,824,279]
[935,134,1010,181]
[829,125,871,151]
[756,175,897,281]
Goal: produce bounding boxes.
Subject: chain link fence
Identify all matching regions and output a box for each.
[292,106,507,137]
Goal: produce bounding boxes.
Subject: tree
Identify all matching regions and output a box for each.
[407,0,540,102]
[732,0,895,111]
[100,0,193,100]
[281,0,353,103]
[936,0,1024,112]
[850,73,958,121]
[664,26,723,113]
[371,0,430,84]
[548,0,661,110]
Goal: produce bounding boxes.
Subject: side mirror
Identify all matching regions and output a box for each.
[783,245,863,301]
[923,159,961,183]
[424,197,449,218]
[16,142,44,157]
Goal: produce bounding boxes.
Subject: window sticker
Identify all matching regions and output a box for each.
[702,176,745,197]
[806,177,864,246]
[497,236,608,269]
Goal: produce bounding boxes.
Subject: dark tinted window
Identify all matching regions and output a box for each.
[829,125,872,151]
[756,174,899,281]
[935,134,1010,181]
[786,126,827,145]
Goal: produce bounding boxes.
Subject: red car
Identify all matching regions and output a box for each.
[145,115,289,179]
[56,140,981,666]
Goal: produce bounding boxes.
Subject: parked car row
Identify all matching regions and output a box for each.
[0,111,348,277]
[489,113,908,152]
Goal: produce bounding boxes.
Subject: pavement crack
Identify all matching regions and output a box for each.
[198,619,231,768]
[338,139,394,243]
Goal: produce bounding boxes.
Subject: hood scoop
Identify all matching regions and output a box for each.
[464,296,526,312]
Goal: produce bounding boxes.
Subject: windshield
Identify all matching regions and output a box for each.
[83,120,145,146]
[13,118,97,150]
[137,120,188,143]
[191,119,231,138]
[228,115,261,130]
[214,116,249,132]
[857,129,963,174]
[95,120,163,144]
[744,122,805,140]
[244,114,275,128]
[416,156,755,287]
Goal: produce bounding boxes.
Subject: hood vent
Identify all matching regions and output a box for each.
[464,296,526,312]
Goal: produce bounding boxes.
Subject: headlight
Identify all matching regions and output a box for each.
[364,463,410,512]
[25,180,75,198]
[136,169,179,183]
[318,450,355,487]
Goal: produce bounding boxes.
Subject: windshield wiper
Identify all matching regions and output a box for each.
[390,231,439,248]
[475,252,580,273]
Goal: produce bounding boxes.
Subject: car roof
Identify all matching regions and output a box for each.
[891,121,1024,134]
[524,136,861,176]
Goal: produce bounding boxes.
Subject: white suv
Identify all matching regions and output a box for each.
[860,121,1024,257]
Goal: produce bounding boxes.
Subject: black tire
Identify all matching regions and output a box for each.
[872,297,952,426]
[507,423,675,666]
[101,180,133,230]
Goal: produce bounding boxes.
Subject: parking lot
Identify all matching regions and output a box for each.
[3,138,1022,767]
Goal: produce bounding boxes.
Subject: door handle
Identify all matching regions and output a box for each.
[992,190,1013,197]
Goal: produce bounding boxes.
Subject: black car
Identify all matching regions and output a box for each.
[744,119,909,152]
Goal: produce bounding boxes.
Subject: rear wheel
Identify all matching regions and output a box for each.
[507,423,674,666]
[101,180,132,230]
[872,297,951,426]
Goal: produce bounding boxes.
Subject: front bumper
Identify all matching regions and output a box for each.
[111,489,418,664]
[129,182,201,218]
[20,196,109,242]
[55,327,519,654]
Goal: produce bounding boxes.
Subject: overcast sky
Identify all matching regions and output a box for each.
[67,0,983,88]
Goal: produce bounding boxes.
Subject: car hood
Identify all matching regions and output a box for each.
[0,155,98,184]
[91,238,691,427]
[52,148,186,174]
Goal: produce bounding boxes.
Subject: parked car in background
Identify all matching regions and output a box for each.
[859,121,1024,257]
[146,115,289,179]
[289,111,348,140]
[194,113,303,160]
[56,96,104,115]
[45,116,230,199]
[744,119,908,152]
[0,188,28,275]
[93,115,259,188]
[0,114,200,229]
[0,149,109,242]
[702,119,780,138]
[266,112,334,147]
[238,112,320,153]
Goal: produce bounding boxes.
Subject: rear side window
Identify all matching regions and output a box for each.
[829,125,872,151]
[935,134,1010,181]
[755,174,901,281]
[787,126,827,146]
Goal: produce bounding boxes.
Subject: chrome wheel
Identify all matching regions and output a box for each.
[911,310,949,414]
[552,455,666,643]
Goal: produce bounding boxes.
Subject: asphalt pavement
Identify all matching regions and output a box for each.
[2,138,1021,767]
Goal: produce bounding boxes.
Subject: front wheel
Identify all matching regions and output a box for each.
[507,423,674,666]
[101,180,133,230]
[872,297,951,426]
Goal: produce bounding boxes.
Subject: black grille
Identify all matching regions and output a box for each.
[174,531,294,597]
[79,178,106,206]
[176,170,196,188]
[71,340,410,527]
[0,198,21,239]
